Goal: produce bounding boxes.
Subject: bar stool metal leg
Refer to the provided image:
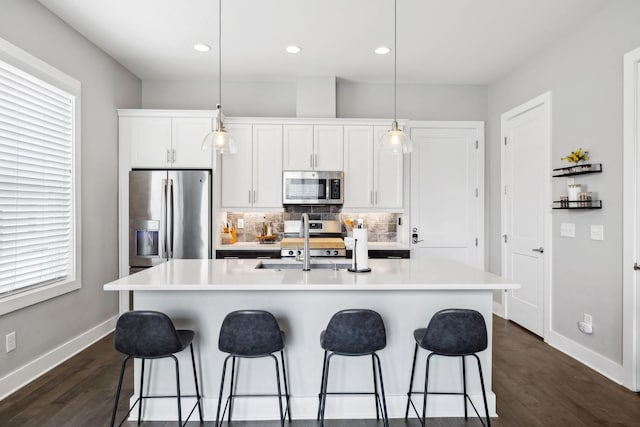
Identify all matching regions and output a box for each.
[172,355,182,427]
[215,354,231,427]
[280,350,292,421]
[138,359,145,425]
[474,353,491,427]
[373,353,390,427]
[271,354,285,427]
[405,342,419,419]
[319,352,334,427]
[462,355,468,420]
[189,343,203,421]
[110,356,131,427]
[228,356,236,422]
[372,354,381,420]
[317,350,328,420]
[421,353,434,427]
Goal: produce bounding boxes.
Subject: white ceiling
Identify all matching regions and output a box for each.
[38,0,611,85]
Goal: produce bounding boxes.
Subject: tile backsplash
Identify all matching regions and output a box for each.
[226,207,398,243]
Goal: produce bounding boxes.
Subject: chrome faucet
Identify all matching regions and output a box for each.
[300,213,311,271]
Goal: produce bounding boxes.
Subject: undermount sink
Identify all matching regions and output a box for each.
[255,261,352,270]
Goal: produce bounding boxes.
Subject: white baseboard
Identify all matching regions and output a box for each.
[0,315,117,400]
[546,329,623,385]
[130,393,497,421]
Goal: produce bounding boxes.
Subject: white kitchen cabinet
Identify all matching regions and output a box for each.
[252,125,283,207]
[221,124,282,208]
[343,125,403,210]
[171,118,214,168]
[126,116,213,168]
[283,124,343,171]
[221,124,253,208]
[373,125,403,209]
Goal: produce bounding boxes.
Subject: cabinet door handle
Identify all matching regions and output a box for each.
[532,247,544,253]
[370,191,373,204]
[167,149,171,163]
[249,190,252,204]
[315,153,318,168]
[257,256,272,259]
[172,149,176,163]
[253,190,256,204]
[310,154,314,168]
[375,191,378,205]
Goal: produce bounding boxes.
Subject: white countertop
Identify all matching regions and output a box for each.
[216,242,411,251]
[104,258,517,292]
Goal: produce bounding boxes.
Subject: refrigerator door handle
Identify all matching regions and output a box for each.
[161,178,168,259]
[167,178,174,259]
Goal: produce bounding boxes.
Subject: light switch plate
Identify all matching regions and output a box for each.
[560,223,575,238]
[590,225,604,241]
[237,219,244,229]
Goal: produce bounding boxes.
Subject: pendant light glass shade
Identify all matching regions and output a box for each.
[378,120,412,153]
[379,0,412,153]
[202,104,236,153]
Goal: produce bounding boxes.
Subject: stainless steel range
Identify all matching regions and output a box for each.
[280,220,346,257]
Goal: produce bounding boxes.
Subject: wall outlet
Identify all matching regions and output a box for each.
[237,219,244,229]
[590,225,604,241]
[584,313,592,325]
[6,331,16,353]
[560,222,575,238]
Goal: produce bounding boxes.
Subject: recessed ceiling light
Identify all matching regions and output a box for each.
[375,46,391,55]
[285,45,302,54]
[194,43,211,52]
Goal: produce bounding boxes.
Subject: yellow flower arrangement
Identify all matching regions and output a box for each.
[561,147,589,164]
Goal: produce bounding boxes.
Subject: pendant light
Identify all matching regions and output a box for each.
[201,0,236,156]
[378,0,412,154]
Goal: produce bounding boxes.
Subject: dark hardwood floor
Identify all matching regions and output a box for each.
[1,316,639,426]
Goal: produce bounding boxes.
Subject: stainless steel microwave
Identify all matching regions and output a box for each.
[282,171,344,205]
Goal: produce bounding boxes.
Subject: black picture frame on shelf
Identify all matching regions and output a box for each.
[552,163,603,177]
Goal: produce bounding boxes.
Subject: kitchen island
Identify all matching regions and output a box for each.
[104,258,517,422]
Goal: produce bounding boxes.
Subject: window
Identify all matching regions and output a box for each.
[0,38,80,315]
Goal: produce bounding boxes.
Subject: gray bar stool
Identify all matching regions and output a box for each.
[110,310,202,427]
[317,309,389,427]
[405,308,491,427]
[215,309,290,427]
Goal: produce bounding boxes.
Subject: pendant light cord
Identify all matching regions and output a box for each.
[218,0,222,114]
[393,0,397,125]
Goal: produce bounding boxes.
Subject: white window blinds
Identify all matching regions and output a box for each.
[0,59,74,296]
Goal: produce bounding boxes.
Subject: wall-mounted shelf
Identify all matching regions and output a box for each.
[552,200,602,209]
[552,163,602,177]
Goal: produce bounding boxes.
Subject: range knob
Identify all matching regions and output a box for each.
[334,250,339,256]
[326,250,331,256]
[288,250,294,256]
[297,250,302,255]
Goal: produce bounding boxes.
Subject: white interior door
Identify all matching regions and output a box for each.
[409,123,484,269]
[501,93,551,337]
[622,46,640,391]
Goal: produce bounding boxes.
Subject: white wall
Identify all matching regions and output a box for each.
[142,78,487,121]
[487,0,640,364]
[0,0,141,380]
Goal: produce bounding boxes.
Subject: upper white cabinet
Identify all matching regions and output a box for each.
[121,113,213,168]
[343,125,403,210]
[283,125,343,171]
[221,123,283,208]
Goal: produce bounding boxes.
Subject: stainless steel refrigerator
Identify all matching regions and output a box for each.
[129,170,211,273]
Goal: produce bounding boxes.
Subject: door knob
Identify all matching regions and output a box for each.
[532,247,544,253]
[634,262,640,271]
